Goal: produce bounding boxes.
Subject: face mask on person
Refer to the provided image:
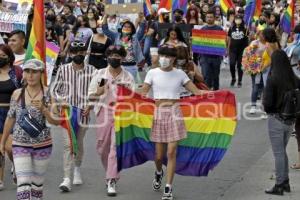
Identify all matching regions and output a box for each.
[174,15,182,22]
[97,27,104,34]
[177,59,186,66]
[72,55,85,65]
[88,14,94,19]
[0,57,9,68]
[46,14,56,22]
[108,58,121,68]
[235,19,242,25]
[122,28,132,36]
[159,57,172,69]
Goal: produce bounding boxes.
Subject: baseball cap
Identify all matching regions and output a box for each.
[23,59,45,71]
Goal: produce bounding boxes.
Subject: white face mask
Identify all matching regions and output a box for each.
[97,28,103,34]
[159,57,171,69]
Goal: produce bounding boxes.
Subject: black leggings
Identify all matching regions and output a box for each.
[295,117,300,152]
[229,50,244,82]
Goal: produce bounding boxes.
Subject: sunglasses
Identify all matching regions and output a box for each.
[71,42,86,48]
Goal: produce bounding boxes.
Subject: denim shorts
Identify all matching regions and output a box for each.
[0,107,9,133]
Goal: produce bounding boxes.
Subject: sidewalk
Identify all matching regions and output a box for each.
[220,137,300,200]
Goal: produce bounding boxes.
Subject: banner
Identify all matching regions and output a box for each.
[0,12,28,33]
[105,0,143,15]
[192,29,227,56]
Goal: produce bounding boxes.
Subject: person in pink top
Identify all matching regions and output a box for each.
[88,45,135,197]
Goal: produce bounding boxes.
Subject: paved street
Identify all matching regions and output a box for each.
[1,67,300,200]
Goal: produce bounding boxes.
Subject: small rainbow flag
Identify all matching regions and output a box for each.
[143,0,153,17]
[61,106,80,155]
[281,0,295,33]
[192,29,227,56]
[25,0,46,85]
[115,86,237,176]
[172,0,188,15]
[219,0,234,14]
[46,42,60,61]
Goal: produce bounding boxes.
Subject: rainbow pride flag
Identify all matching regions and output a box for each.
[159,0,172,11]
[219,0,234,14]
[61,106,80,155]
[115,86,237,176]
[192,29,227,56]
[172,0,188,14]
[281,0,295,33]
[25,0,46,85]
[143,0,153,17]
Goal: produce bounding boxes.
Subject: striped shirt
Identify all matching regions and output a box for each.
[51,63,95,124]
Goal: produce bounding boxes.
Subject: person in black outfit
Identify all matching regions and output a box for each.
[263,50,297,196]
[227,14,248,87]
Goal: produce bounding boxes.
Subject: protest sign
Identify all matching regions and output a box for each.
[46,41,60,86]
[191,29,227,56]
[0,11,28,33]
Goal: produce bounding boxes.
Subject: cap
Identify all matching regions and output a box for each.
[158,8,170,15]
[23,59,45,71]
[150,47,158,56]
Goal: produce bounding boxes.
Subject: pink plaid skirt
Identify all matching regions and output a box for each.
[150,105,187,143]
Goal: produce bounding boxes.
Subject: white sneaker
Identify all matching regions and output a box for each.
[73,167,83,185]
[261,112,268,120]
[0,181,4,191]
[249,106,256,114]
[107,179,117,197]
[59,178,71,192]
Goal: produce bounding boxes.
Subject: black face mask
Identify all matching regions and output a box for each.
[72,55,85,65]
[174,15,182,22]
[259,19,266,25]
[0,57,9,68]
[163,16,170,23]
[46,15,56,22]
[108,58,121,68]
[92,28,97,34]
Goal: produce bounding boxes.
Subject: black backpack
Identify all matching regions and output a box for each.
[280,89,300,120]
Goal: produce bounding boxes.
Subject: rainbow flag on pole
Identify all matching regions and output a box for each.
[25,0,46,85]
[192,29,227,56]
[281,0,295,34]
[143,0,153,16]
[219,0,234,14]
[61,106,80,155]
[115,86,237,176]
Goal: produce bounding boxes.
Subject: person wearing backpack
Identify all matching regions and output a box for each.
[263,50,297,196]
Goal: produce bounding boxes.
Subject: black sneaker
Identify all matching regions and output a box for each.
[162,186,173,200]
[237,82,242,88]
[230,79,236,87]
[152,170,164,191]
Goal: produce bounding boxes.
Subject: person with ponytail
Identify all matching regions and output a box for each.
[0,59,60,199]
[0,44,22,190]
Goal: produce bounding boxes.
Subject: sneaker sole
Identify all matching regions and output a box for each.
[73,181,83,185]
[59,185,71,192]
[107,192,117,197]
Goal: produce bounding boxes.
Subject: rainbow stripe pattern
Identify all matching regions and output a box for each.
[115,86,237,176]
[46,42,60,62]
[25,0,46,84]
[281,0,295,33]
[143,0,153,16]
[192,29,227,56]
[172,0,188,14]
[61,106,80,155]
[219,0,234,14]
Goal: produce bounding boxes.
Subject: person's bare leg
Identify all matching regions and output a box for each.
[166,142,177,185]
[155,143,165,172]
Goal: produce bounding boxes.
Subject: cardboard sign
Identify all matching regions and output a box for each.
[157,23,192,45]
[105,3,143,15]
[0,11,28,33]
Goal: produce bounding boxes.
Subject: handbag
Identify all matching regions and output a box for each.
[17,88,46,138]
[280,89,300,120]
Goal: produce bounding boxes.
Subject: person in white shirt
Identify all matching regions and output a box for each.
[142,45,207,200]
[88,45,135,197]
[8,30,26,67]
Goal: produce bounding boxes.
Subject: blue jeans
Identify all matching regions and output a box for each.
[268,115,293,184]
[143,36,152,66]
[123,65,138,80]
[251,74,264,106]
[200,56,222,90]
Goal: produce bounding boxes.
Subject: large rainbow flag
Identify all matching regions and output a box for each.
[115,86,237,176]
[281,0,295,34]
[192,29,227,56]
[219,0,234,14]
[143,0,153,17]
[172,0,188,14]
[61,106,80,155]
[244,0,262,27]
[25,0,46,85]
